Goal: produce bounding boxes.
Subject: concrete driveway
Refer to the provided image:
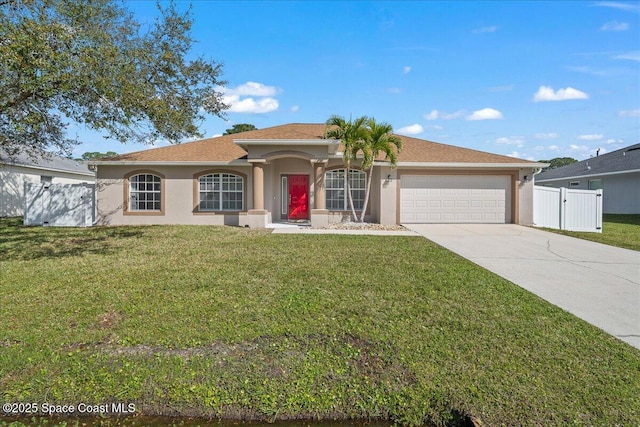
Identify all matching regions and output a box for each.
[404,224,640,350]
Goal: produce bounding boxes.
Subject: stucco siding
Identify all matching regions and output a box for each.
[518,169,534,225]
[96,165,252,225]
[379,166,398,225]
[0,164,94,217]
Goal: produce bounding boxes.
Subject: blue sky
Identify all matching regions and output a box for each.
[72,1,640,161]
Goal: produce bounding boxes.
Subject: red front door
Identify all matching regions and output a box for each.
[288,175,309,220]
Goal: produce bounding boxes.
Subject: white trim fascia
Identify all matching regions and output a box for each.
[90,160,252,167]
[536,168,640,182]
[395,162,547,168]
[329,154,366,159]
[1,162,95,177]
[234,139,340,146]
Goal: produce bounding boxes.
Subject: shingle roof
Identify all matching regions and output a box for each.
[536,144,640,181]
[0,149,94,176]
[98,123,537,165]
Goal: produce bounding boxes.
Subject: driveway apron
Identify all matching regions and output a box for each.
[404,224,640,350]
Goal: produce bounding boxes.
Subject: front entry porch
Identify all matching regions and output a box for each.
[245,155,331,229]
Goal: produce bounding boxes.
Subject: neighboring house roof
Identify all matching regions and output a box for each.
[537,144,640,181]
[95,123,541,166]
[0,149,94,176]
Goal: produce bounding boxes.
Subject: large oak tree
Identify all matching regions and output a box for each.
[0,0,227,158]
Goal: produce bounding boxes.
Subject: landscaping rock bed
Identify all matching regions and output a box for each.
[324,222,407,231]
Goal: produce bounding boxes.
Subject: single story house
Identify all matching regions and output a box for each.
[92,123,546,228]
[0,150,95,217]
[536,144,640,214]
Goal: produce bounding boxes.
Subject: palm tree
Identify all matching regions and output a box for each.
[325,115,368,221]
[358,118,403,222]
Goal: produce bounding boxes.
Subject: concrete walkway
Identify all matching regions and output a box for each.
[404,224,640,350]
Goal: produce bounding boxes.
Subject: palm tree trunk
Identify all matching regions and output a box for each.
[360,168,373,222]
[346,166,358,222]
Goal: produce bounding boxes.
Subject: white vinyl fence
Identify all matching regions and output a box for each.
[24,182,95,227]
[533,186,603,233]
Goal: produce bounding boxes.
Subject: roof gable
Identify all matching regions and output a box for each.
[96,123,538,165]
[537,144,640,181]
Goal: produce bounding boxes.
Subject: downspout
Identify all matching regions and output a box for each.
[88,163,98,226]
[532,167,543,183]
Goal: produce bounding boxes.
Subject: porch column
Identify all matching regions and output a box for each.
[311,159,329,228]
[246,160,270,228]
[313,160,326,210]
[252,161,265,210]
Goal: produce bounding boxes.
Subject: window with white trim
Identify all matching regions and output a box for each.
[129,174,161,211]
[198,173,244,211]
[325,169,366,211]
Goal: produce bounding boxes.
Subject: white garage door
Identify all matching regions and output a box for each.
[400,175,511,223]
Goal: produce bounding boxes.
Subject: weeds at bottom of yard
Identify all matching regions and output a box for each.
[1,334,473,426]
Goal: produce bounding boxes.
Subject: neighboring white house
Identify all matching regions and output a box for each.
[0,150,95,217]
[536,144,640,214]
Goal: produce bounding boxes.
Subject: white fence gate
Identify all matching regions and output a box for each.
[533,186,603,233]
[24,182,95,227]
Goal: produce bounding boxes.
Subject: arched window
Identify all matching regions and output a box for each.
[198,173,244,211]
[325,169,366,211]
[129,173,162,211]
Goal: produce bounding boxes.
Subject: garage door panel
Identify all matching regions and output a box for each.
[400,175,511,224]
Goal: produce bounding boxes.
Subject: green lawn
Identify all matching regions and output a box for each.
[1,218,639,426]
[544,214,640,251]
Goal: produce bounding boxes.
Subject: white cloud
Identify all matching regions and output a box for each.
[223,95,279,114]
[424,110,438,120]
[569,144,589,151]
[605,138,624,144]
[547,145,559,151]
[577,134,604,141]
[424,109,466,120]
[533,86,589,102]
[290,105,300,113]
[534,133,558,139]
[396,124,424,135]
[473,26,497,34]
[613,51,640,61]
[388,87,402,94]
[619,109,640,117]
[495,136,525,147]
[219,81,281,114]
[403,66,412,74]
[467,108,504,121]
[534,145,545,151]
[223,81,280,97]
[600,20,629,31]
[565,66,609,76]
[593,2,640,13]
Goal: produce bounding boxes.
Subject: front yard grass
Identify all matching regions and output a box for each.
[544,214,640,251]
[1,218,639,426]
